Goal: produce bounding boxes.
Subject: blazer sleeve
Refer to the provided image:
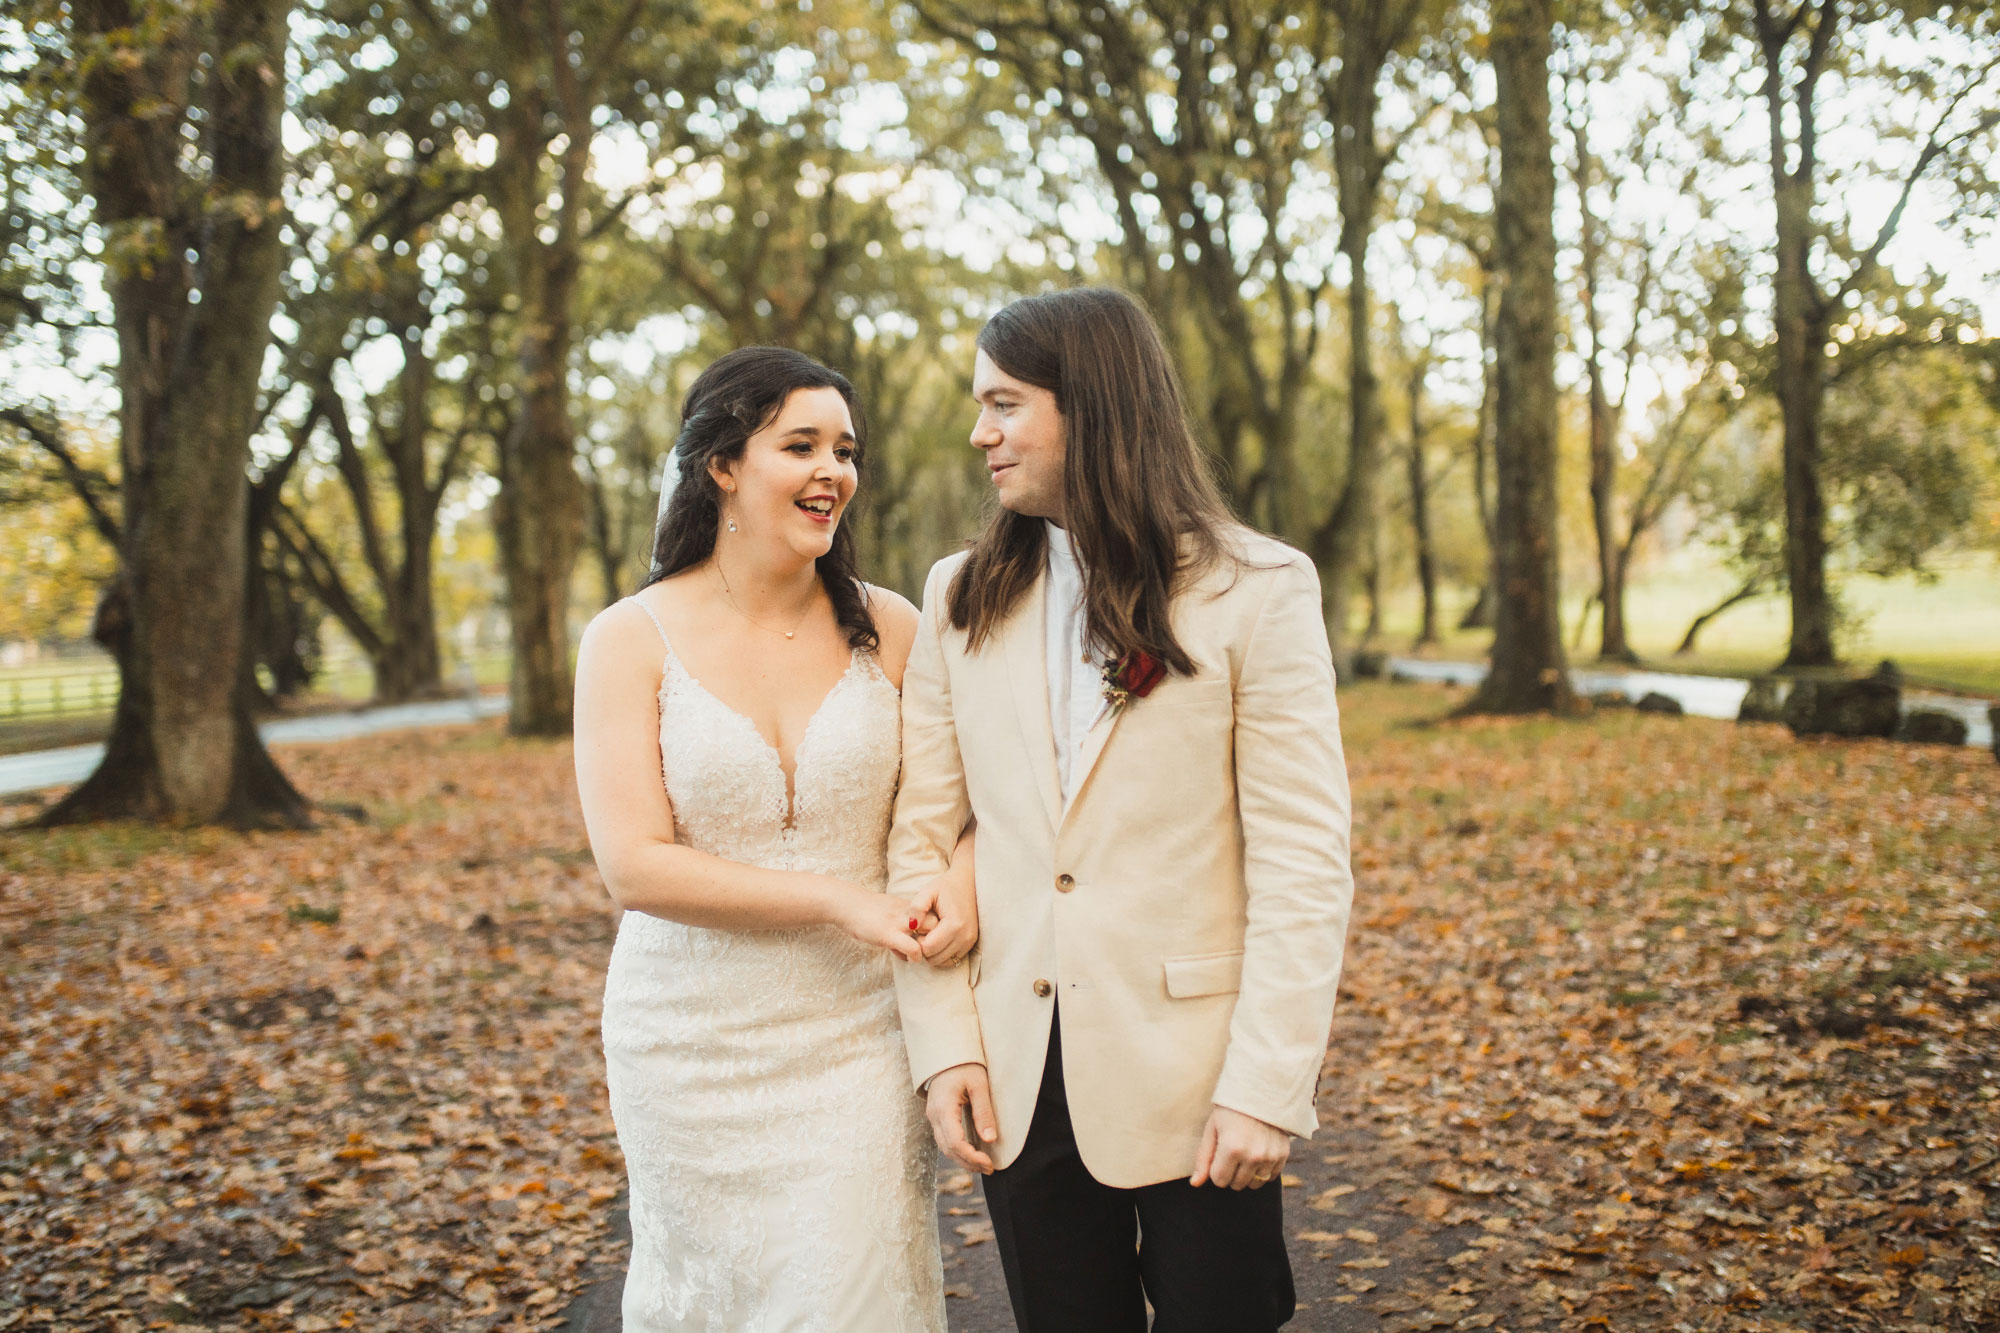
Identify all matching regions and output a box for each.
[887,557,987,1089]
[1210,554,1354,1138]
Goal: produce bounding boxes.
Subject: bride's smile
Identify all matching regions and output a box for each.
[708,385,859,564]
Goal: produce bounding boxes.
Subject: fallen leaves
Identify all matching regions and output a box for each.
[3,684,1995,1333]
[1307,682,2000,1331]
[0,723,625,1331]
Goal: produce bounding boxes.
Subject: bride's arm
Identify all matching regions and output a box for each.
[573,600,923,962]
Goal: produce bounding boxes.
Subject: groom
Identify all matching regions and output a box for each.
[889,287,1354,1331]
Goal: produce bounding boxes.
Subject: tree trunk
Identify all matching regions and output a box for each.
[1459,279,1500,632]
[1585,340,1636,663]
[490,16,587,737]
[375,537,444,703]
[1771,175,1836,667]
[584,468,626,608]
[1577,236,1633,664]
[493,286,584,734]
[1312,12,1395,673]
[1315,252,1381,671]
[1461,0,1575,716]
[43,0,309,827]
[383,326,447,700]
[1362,514,1385,646]
[1406,360,1439,647]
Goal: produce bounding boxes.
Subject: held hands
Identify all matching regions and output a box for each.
[823,879,928,964]
[908,874,978,968]
[924,1062,999,1175]
[1189,1105,1290,1190]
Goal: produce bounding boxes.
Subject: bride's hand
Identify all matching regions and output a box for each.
[823,880,926,963]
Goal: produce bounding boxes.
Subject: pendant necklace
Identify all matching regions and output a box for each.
[715,557,815,640]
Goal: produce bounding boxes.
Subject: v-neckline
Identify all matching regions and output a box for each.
[663,643,862,830]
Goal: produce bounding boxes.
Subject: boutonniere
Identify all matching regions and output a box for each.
[1100,649,1167,717]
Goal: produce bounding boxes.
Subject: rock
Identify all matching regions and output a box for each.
[1635,692,1684,715]
[1895,709,1968,746]
[1589,690,1633,709]
[1350,650,1389,680]
[1737,676,1787,723]
[1991,704,1999,762]
[1784,675,1901,739]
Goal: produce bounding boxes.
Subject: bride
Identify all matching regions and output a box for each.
[572,347,974,1331]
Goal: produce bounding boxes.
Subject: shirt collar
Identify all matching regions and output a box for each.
[1045,521,1077,570]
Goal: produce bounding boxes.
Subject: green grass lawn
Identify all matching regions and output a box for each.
[1373,548,2000,695]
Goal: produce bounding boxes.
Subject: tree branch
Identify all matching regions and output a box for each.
[0,406,121,546]
[1835,55,2000,304]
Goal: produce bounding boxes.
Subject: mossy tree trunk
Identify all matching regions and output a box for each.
[41,0,308,827]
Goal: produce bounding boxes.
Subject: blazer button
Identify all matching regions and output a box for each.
[1033,979,1052,998]
[1056,874,1075,892]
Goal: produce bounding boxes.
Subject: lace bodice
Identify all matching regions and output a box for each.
[654,628,901,882]
[599,595,943,1333]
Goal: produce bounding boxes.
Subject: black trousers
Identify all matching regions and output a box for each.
[980,1009,1296,1332]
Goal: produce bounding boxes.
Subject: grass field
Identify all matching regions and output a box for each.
[1375,550,2000,695]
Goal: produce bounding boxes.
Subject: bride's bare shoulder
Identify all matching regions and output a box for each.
[579,587,679,680]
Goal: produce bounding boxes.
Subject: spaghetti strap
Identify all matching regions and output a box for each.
[629,596,673,655]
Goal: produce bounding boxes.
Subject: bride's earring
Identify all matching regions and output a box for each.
[721,484,738,534]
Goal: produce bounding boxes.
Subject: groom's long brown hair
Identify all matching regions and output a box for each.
[946,287,1240,675]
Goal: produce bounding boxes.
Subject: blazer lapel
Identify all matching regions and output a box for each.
[1002,572,1063,832]
[1062,689,1123,825]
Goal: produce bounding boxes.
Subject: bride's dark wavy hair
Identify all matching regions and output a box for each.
[642,346,878,651]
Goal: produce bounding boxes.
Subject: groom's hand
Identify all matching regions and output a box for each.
[1190,1105,1290,1190]
[925,1063,998,1175]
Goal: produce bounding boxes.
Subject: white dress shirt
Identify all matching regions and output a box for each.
[1044,523,1103,805]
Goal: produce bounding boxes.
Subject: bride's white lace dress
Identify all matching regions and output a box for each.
[601,599,945,1332]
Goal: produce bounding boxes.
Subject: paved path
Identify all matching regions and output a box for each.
[0,694,510,797]
[557,1126,1488,1333]
[1387,656,1994,749]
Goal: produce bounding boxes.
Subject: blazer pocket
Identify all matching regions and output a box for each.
[1162,949,1244,998]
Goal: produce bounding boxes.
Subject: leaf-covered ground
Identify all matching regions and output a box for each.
[2,682,1995,1331]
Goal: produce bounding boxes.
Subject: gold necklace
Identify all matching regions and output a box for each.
[714,558,816,640]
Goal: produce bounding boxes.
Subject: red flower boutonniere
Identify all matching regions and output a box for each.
[1100,649,1167,717]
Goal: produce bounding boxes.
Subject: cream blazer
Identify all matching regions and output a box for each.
[889,529,1354,1189]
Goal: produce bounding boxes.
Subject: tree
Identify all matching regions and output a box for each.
[22,0,309,826]
[1725,0,1998,666]
[271,333,480,702]
[1680,317,1999,654]
[319,0,741,735]
[1558,29,1749,665]
[1313,0,1441,666]
[1460,0,1576,715]
[1399,335,1444,646]
[623,33,1003,597]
